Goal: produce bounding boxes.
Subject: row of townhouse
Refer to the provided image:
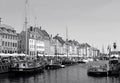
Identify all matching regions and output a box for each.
[18,26,51,56]
[50,36,100,57]
[78,43,100,58]
[50,35,80,55]
[0,23,100,57]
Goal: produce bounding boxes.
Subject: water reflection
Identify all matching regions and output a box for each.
[0,64,120,83]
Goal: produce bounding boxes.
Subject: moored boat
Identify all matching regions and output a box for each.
[45,60,65,70]
[77,58,89,63]
[10,59,44,75]
[108,59,120,76]
[87,65,108,76]
[0,60,10,74]
[107,43,120,76]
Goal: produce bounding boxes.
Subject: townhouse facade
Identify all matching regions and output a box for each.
[78,43,100,57]
[0,24,18,54]
[18,26,45,56]
[40,28,51,55]
[0,23,100,57]
[53,35,65,55]
[67,40,79,55]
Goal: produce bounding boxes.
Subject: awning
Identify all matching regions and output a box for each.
[110,54,119,57]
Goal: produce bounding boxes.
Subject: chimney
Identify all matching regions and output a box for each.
[40,26,42,30]
[30,26,33,31]
[51,34,52,38]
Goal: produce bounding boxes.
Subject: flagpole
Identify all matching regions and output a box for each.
[66,26,68,58]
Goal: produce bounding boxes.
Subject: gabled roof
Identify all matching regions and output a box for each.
[68,40,72,43]
[79,43,91,48]
[72,40,79,45]
[27,26,47,40]
[0,24,14,30]
[41,30,50,38]
[67,40,79,46]
[0,24,17,35]
[53,35,65,44]
[90,47,99,51]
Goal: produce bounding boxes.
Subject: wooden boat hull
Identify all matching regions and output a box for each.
[0,62,10,74]
[10,66,44,75]
[108,70,119,76]
[45,64,62,70]
[87,71,107,76]
[61,60,77,66]
[77,61,86,64]
[87,65,108,77]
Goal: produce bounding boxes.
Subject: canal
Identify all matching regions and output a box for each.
[0,63,120,83]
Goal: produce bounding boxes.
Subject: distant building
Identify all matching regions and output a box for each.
[40,28,51,55]
[78,43,91,57]
[53,35,65,55]
[49,35,55,55]
[0,24,18,53]
[78,43,99,57]
[18,26,45,55]
[67,40,79,55]
[89,47,100,57]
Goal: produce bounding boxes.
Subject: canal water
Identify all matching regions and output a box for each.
[0,64,120,83]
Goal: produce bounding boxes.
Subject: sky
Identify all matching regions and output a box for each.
[0,0,120,52]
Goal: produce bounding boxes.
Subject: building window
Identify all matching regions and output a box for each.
[13,43,14,47]
[30,45,32,48]
[8,42,9,47]
[5,42,7,46]
[8,35,9,39]
[12,36,13,39]
[30,34,32,37]
[5,50,7,54]
[15,36,17,40]
[15,43,17,47]
[6,34,7,38]
[2,41,4,46]
[11,42,12,47]
[2,50,4,53]
[2,34,4,38]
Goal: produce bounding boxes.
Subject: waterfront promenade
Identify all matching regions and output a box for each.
[0,60,120,83]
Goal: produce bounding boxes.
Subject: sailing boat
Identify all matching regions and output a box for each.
[45,34,65,70]
[9,0,44,75]
[61,27,76,66]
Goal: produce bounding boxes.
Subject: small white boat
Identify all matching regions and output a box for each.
[60,65,65,68]
[82,59,89,63]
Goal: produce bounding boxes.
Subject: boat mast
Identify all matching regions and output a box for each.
[34,16,37,58]
[55,34,59,57]
[25,0,28,56]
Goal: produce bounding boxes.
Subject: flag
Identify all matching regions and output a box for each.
[107,45,111,52]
